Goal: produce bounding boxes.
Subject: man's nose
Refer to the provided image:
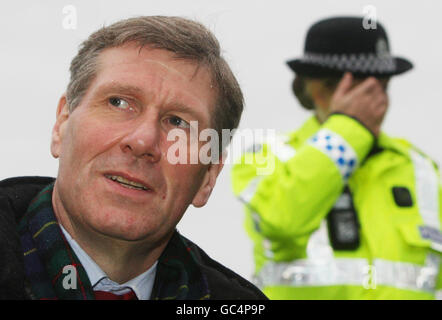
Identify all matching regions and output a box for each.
[119,118,161,163]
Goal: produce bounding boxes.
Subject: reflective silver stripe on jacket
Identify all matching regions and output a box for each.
[255,258,369,288]
[255,257,438,293]
[306,221,334,260]
[373,254,439,292]
[238,176,263,206]
[237,136,296,224]
[410,150,440,230]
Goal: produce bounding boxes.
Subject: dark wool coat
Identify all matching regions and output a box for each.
[0,176,267,300]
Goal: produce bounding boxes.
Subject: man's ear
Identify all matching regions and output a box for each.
[191,151,226,208]
[51,94,70,159]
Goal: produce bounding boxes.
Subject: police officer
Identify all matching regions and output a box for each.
[231,16,442,299]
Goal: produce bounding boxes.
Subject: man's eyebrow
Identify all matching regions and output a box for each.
[95,83,210,123]
[95,83,144,96]
[168,101,210,124]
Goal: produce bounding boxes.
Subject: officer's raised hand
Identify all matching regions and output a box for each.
[329,72,389,137]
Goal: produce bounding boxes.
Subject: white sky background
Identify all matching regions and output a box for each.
[1,0,441,281]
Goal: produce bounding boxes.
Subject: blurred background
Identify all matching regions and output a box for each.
[1,0,441,281]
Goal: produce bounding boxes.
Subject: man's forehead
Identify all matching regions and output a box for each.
[97,43,207,81]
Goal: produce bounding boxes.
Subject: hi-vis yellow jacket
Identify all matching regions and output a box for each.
[231,114,442,299]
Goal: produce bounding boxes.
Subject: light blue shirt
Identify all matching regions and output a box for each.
[60,224,157,300]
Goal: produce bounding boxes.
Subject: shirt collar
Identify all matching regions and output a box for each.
[59,224,157,300]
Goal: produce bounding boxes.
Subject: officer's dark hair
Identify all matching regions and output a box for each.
[292,76,317,110]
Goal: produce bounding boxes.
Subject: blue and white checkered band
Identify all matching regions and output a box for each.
[309,129,358,181]
[301,52,396,74]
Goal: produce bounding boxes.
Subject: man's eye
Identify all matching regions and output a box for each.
[109,97,130,109]
[168,116,190,129]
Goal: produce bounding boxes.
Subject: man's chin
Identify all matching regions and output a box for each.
[88,215,164,243]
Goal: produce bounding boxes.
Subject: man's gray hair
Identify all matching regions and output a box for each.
[66,16,243,140]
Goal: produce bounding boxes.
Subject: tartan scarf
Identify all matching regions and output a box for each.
[18,182,210,300]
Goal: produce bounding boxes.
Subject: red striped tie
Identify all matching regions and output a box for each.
[94,290,138,300]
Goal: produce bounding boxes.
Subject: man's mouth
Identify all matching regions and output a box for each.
[104,174,151,191]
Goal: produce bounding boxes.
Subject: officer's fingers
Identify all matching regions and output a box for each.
[348,77,380,98]
[349,92,374,110]
[332,72,353,100]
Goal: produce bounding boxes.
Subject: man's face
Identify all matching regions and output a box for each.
[51,43,221,243]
